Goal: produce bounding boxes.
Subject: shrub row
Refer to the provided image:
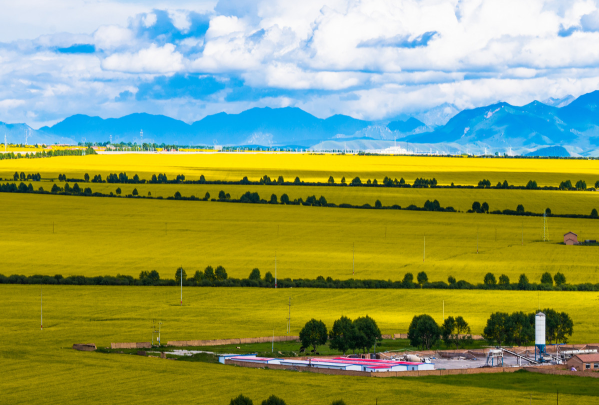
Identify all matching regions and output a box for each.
[3,269,599,291]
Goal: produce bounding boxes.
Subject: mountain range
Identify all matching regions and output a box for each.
[2,90,599,156]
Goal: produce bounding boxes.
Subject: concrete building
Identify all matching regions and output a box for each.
[566,354,599,370]
[564,232,578,245]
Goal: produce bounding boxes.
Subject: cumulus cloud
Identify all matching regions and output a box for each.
[4,0,599,127]
[102,43,184,73]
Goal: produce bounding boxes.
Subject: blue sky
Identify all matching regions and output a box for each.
[2,0,599,128]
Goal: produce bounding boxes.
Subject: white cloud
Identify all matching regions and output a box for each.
[93,25,134,50]
[0,99,26,109]
[102,44,184,73]
[143,13,158,28]
[5,0,599,126]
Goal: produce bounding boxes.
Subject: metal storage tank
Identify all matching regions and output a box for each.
[535,312,545,345]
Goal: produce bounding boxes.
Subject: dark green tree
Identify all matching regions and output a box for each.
[175,267,187,283]
[261,396,286,405]
[84,173,90,182]
[299,319,328,352]
[484,272,497,286]
[72,183,81,193]
[270,194,278,204]
[341,176,346,185]
[353,315,382,352]
[375,199,382,208]
[215,265,228,280]
[591,208,598,218]
[506,311,534,346]
[402,272,414,286]
[264,271,274,283]
[328,176,335,184]
[219,190,226,199]
[204,266,215,281]
[498,274,510,285]
[330,401,346,405]
[351,177,361,185]
[248,268,261,281]
[230,394,253,405]
[517,274,529,289]
[277,176,284,184]
[483,312,510,346]
[193,270,204,283]
[174,191,182,199]
[472,201,481,212]
[556,312,574,344]
[116,187,121,195]
[408,314,440,349]
[417,271,428,285]
[132,188,138,196]
[448,275,456,285]
[481,202,489,213]
[442,316,472,349]
[294,177,301,185]
[328,316,354,354]
[280,194,289,204]
[554,272,566,286]
[204,192,210,200]
[540,272,553,285]
[516,204,525,214]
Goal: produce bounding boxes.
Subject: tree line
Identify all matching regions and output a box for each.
[4,267,599,292]
[0,147,96,160]
[406,308,573,350]
[483,309,573,346]
[467,200,599,219]
[299,315,382,354]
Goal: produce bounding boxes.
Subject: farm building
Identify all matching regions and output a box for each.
[566,354,599,371]
[564,232,578,245]
[219,354,435,372]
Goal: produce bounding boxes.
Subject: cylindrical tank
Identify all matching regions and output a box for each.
[535,312,546,345]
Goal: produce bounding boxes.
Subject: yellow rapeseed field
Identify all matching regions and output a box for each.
[2,153,599,185]
[1,192,599,284]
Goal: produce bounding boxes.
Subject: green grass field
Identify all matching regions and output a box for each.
[2,192,599,284]
[2,285,599,404]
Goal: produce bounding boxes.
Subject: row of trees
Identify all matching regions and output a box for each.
[13,172,41,181]
[4,267,599,292]
[467,200,599,219]
[0,147,95,160]
[483,272,566,287]
[483,309,573,345]
[299,315,382,354]
[408,314,473,349]
[478,178,599,191]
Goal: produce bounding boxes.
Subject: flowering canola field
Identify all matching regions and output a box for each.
[2,193,599,284]
[2,153,599,185]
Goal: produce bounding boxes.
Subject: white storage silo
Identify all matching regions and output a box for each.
[535,312,545,345]
[535,311,546,361]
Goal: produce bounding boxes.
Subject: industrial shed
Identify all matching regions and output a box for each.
[566,354,599,371]
[564,232,578,245]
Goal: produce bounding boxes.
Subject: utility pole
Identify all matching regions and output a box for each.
[41,285,43,330]
[287,297,292,334]
[275,251,277,289]
[180,266,183,306]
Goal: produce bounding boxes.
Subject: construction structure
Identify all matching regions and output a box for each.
[566,353,599,371]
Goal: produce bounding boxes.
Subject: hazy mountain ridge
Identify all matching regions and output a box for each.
[4,90,599,156]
